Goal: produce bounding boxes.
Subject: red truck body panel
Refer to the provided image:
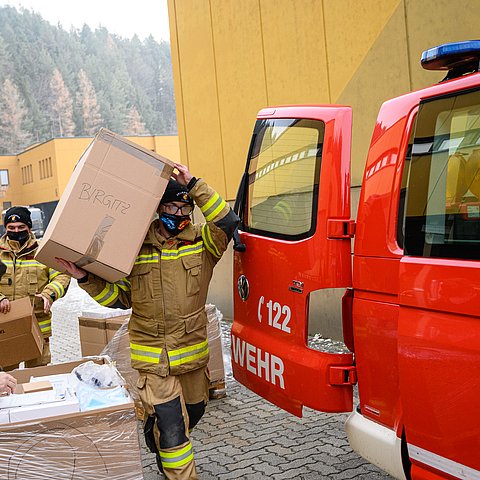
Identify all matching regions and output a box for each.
[233,70,480,479]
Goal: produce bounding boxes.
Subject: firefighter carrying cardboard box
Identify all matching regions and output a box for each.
[58,162,239,480]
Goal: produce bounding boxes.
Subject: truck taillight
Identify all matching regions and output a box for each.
[342,288,354,352]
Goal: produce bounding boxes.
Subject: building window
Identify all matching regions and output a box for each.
[39,157,53,180]
[0,170,9,186]
[21,164,33,184]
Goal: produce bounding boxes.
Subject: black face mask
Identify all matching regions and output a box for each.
[6,230,30,246]
[160,212,191,236]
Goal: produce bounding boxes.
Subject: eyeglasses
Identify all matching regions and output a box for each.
[162,203,194,215]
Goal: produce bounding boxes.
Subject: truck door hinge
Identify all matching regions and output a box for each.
[329,365,357,386]
[327,219,356,239]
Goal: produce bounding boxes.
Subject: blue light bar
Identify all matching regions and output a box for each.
[421,40,480,72]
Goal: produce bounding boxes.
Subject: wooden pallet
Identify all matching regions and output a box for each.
[209,380,226,400]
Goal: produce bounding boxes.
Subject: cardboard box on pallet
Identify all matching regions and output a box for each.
[78,310,130,356]
[0,297,43,366]
[78,316,107,356]
[208,332,225,384]
[100,321,145,419]
[0,359,143,480]
[206,305,226,398]
[35,128,174,283]
[106,315,129,343]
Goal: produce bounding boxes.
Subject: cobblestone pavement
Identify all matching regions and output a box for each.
[50,281,393,480]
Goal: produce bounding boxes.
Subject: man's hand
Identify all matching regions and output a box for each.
[36,293,52,314]
[55,258,88,280]
[0,372,16,395]
[172,163,193,186]
[0,298,10,314]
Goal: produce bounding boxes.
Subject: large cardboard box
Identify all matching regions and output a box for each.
[106,315,129,343]
[78,317,107,356]
[36,128,174,282]
[0,359,143,480]
[78,311,130,356]
[208,334,225,384]
[100,322,144,419]
[0,297,43,366]
[206,305,226,399]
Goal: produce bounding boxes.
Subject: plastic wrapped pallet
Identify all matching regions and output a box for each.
[99,304,226,410]
[78,307,131,356]
[205,304,226,399]
[100,319,143,419]
[0,357,143,480]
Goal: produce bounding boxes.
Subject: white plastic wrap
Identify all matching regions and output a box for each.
[100,322,143,418]
[0,358,143,479]
[73,361,130,412]
[73,360,124,388]
[100,305,228,405]
[205,304,226,398]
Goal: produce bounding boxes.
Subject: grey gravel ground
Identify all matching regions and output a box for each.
[50,280,393,480]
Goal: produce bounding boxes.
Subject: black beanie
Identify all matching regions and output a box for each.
[4,206,32,229]
[160,180,193,206]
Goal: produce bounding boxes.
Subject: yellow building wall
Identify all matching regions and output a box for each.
[17,142,62,205]
[53,138,93,197]
[0,156,21,210]
[152,136,181,165]
[0,135,180,209]
[168,0,480,196]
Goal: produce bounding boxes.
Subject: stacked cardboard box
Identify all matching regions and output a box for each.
[205,304,226,399]
[0,358,143,480]
[101,322,143,420]
[106,315,128,343]
[78,309,130,357]
[79,304,226,405]
[78,317,107,356]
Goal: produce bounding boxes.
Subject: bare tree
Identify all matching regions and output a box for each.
[76,69,103,136]
[49,68,75,137]
[125,105,147,135]
[0,78,32,154]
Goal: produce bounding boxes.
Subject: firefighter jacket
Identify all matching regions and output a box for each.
[78,179,240,376]
[0,233,71,338]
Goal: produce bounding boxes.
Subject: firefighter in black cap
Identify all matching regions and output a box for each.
[0,206,71,370]
[58,163,239,480]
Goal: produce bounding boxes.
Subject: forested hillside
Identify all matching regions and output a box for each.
[0,6,176,154]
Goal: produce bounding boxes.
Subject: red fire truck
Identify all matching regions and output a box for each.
[231,41,480,480]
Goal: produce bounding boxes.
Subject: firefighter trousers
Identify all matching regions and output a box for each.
[137,366,210,480]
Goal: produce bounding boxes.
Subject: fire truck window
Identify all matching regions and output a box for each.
[244,118,323,240]
[397,122,416,249]
[404,88,480,260]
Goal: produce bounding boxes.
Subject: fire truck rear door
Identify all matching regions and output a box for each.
[232,106,354,416]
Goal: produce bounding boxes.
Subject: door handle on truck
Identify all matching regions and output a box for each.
[327,219,356,239]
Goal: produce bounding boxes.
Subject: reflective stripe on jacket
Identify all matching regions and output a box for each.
[79,179,239,375]
[0,233,71,337]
